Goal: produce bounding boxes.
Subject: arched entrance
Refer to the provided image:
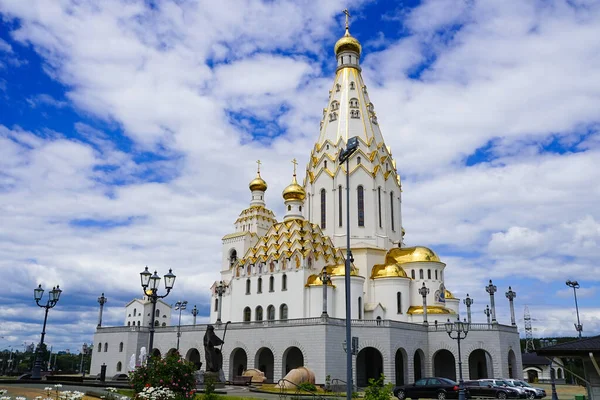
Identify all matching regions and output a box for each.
[256,347,274,382]
[433,349,456,381]
[282,347,304,375]
[229,348,247,380]
[526,368,540,383]
[507,349,517,379]
[414,349,425,381]
[395,348,407,386]
[166,348,178,357]
[151,348,161,358]
[185,348,202,370]
[468,349,493,379]
[356,347,383,388]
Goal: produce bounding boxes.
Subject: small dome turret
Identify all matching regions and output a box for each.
[282,174,305,201]
[249,172,267,192]
[334,29,361,56]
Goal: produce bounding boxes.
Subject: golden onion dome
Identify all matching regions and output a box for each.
[305,274,335,287]
[406,306,453,315]
[334,28,362,56]
[327,263,359,277]
[370,263,409,279]
[249,172,267,192]
[445,289,456,300]
[282,174,306,201]
[385,246,441,265]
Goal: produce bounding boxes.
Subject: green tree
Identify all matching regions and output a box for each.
[364,374,393,400]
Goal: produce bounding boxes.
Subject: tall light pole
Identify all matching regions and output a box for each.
[485,280,497,323]
[215,281,226,324]
[175,301,188,351]
[445,317,469,400]
[339,135,359,400]
[505,287,517,326]
[565,280,583,338]
[484,305,491,324]
[79,343,88,376]
[419,283,430,325]
[463,294,473,324]
[321,267,331,317]
[31,284,62,380]
[97,293,107,327]
[191,305,198,326]
[140,267,176,353]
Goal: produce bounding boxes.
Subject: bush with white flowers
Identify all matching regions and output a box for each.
[135,387,175,400]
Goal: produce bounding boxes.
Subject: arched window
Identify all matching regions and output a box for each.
[137,321,140,326]
[267,305,275,321]
[246,279,251,294]
[154,320,159,327]
[119,342,124,352]
[282,274,287,291]
[357,156,361,165]
[214,298,219,312]
[397,292,402,314]
[320,188,326,229]
[256,306,263,321]
[156,309,160,318]
[104,343,108,352]
[557,369,563,379]
[229,249,237,266]
[377,187,382,228]
[428,269,431,279]
[338,185,343,227]
[329,112,337,122]
[162,322,166,327]
[127,321,131,326]
[280,304,288,320]
[435,270,438,280]
[98,343,102,352]
[269,276,275,292]
[350,82,355,90]
[357,185,365,227]
[411,270,415,279]
[376,316,382,326]
[419,269,424,279]
[243,307,251,322]
[358,297,363,319]
[257,277,263,293]
[116,362,122,372]
[390,192,395,231]
[324,160,328,169]
[133,308,137,317]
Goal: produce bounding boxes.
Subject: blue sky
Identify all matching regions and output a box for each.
[1,0,600,352]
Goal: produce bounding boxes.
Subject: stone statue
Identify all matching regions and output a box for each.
[203,325,224,373]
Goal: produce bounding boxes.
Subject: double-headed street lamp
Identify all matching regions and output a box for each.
[445,317,470,400]
[339,136,359,400]
[485,280,497,323]
[97,293,107,327]
[463,294,473,324]
[321,267,331,317]
[140,267,176,353]
[31,284,62,379]
[175,301,188,351]
[191,305,199,326]
[215,281,227,324]
[505,287,517,326]
[565,280,583,338]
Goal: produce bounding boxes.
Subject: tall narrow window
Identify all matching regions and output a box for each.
[357,156,361,165]
[214,298,218,312]
[390,192,395,231]
[246,279,251,294]
[358,297,363,319]
[419,269,424,279]
[378,187,382,228]
[119,342,124,352]
[397,292,402,314]
[269,276,274,292]
[357,186,365,227]
[282,274,287,291]
[435,270,438,280]
[133,308,137,317]
[320,189,326,229]
[324,160,328,169]
[156,309,160,318]
[117,362,122,372]
[98,343,102,352]
[280,304,288,320]
[243,307,251,322]
[267,305,275,320]
[257,277,262,293]
[338,185,343,227]
[104,343,108,352]
[427,269,431,279]
[411,270,415,279]
[255,306,263,321]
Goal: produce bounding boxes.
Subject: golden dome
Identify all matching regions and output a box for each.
[249,172,267,192]
[385,246,441,265]
[334,28,362,56]
[282,174,306,201]
[445,289,456,300]
[371,263,409,279]
[305,274,335,287]
[327,263,359,277]
[407,306,453,315]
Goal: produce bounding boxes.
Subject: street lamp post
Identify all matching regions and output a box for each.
[485,280,497,323]
[191,305,198,326]
[321,267,331,317]
[505,287,517,326]
[175,301,188,351]
[445,317,469,400]
[463,294,473,324]
[565,280,583,338]
[418,283,430,325]
[79,343,88,376]
[97,293,107,327]
[215,281,226,324]
[31,284,62,380]
[140,267,176,353]
[484,305,491,324]
[339,135,359,400]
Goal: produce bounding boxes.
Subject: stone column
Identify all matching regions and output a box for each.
[463,294,473,324]
[505,286,517,326]
[419,283,430,325]
[485,280,497,323]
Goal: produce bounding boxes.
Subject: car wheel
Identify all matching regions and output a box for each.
[437,391,446,400]
[396,389,406,400]
[497,392,507,399]
[527,393,535,400]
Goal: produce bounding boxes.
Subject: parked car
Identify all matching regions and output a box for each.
[478,379,526,398]
[503,379,546,399]
[394,377,466,400]
[464,380,520,399]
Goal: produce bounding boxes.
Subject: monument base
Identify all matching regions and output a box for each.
[203,370,225,388]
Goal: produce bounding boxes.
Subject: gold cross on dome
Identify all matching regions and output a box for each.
[256,159,261,173]
[291,158,298,175]
[343,9,351,30]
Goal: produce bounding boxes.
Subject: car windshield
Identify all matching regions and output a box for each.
[519,381,533,388]
[503,381,517,387]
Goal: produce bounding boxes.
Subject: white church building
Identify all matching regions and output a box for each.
[90,21,522,387]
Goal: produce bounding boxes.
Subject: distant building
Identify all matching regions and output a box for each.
[521,352,565,384]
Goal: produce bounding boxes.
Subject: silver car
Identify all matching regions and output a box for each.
[478,379,527,399]
[503,379,546,399]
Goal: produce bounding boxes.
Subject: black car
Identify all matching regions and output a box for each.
[394,377,465,400]
[464,380,520,399]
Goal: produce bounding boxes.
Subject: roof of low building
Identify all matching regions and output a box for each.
[536,336,600,356]
[521,352,552,366]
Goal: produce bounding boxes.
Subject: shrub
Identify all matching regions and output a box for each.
[297,382,317,392]
[202,375,218,400]
[364,374,393,400]
[129,353,197,399]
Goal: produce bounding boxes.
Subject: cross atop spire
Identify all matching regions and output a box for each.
[291,158,298,176]
[343,9,351,34]
[256,159,261,173]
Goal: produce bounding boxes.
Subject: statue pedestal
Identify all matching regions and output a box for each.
[203,371,225,388]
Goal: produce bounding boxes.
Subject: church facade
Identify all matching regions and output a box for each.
[90,22,522,387]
